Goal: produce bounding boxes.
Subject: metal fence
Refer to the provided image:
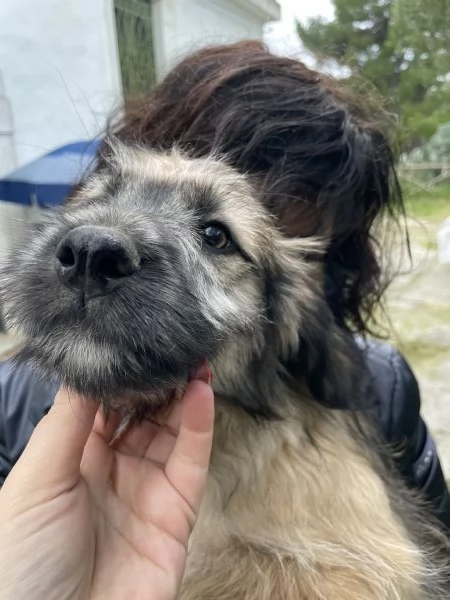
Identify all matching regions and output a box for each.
[114,0,156,98]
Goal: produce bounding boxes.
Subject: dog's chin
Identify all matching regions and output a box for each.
[96,381,190,421]
[14,337,202,419]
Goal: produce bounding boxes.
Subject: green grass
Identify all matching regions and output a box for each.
[392,338,449,377]
[383,302,450,377]
[402,181,450,221]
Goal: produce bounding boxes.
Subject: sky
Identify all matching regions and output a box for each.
[264,0,335,66]
[279,0,334,23]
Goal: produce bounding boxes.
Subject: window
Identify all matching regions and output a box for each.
[114,0,156,97]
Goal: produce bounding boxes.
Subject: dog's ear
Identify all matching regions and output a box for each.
[294,301,371,410]
[274,237,371,410]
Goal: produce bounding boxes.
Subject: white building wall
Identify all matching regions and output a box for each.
[0,0,124,257]
[0,71,16,176]
[0,0,279,257]
[0,0,123,173]
[0,0,280,171]
[152,0,280,79]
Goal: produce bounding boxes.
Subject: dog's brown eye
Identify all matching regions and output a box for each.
[201,224,232,251]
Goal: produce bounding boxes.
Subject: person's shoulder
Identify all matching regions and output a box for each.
[0,359,57,421]
[355,336,420,442]
[0,360,58,479]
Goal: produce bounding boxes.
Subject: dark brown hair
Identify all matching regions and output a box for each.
[104,40,406,335]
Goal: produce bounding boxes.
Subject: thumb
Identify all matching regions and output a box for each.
[3,388,98,495]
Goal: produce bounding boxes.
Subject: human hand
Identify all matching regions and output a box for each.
[0,372,214,600]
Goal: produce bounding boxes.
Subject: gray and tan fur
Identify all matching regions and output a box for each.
[1,141,449,599]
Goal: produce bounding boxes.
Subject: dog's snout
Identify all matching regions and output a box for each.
[55,225,140,299]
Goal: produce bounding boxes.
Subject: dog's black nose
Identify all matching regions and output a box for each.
[55,225,139,299]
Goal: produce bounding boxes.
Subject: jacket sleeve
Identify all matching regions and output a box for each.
[0,360,58,486]
[361,338,450,531]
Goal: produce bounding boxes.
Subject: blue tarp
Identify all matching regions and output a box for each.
[0,139,101,207]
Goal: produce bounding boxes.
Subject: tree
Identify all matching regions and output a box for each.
[297,0,450,150]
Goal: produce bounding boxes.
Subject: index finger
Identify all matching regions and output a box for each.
[4,388,98,495]
[164,378,214,514]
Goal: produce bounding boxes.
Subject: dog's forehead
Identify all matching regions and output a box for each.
[116,145,260,209]
[97,144,274,258]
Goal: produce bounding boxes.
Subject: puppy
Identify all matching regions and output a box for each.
[2,140,450,599]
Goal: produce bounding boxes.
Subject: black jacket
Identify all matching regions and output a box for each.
[1,340,449,530]
[357,337,450,530]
